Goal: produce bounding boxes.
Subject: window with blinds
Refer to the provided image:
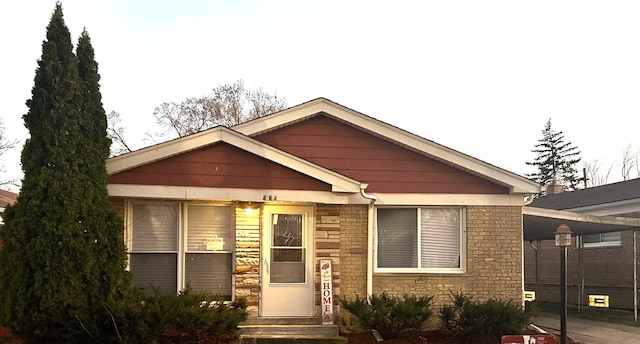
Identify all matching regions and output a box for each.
[582,231,621,248]
[128,202,234,297]
[185,205,233,299]
[376,207,465,273]
[130,203,179,294]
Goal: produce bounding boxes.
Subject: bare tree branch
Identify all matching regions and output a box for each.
[0,119,19,188]
[152,79,287,139]
[584,159,613,187]
[106,110,132,157]
[621,144,638,181]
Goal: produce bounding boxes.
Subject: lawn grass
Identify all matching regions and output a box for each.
[536,302,640,327]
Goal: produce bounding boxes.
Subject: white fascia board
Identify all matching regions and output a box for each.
[107,126,362,194]
[108,184,352,204]
[364,193,527,206]
[524,206,640,227]
[564,199,640,217]
[234,98,540,195]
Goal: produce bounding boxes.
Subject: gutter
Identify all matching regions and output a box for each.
[360,184,377,297]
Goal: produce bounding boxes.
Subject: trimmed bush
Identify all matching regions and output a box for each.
[340,292,434,339]
[439,291,533,338]
[103,288,248,344]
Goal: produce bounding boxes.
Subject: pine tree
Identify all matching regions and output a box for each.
[526,119,582,192]
[0,4,131,341]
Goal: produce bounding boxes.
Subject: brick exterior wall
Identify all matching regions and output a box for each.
[339,205,524,310]
[110,199,525,320]
[524,230,636,309]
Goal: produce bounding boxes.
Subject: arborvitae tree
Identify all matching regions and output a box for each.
[76,28,133,339]
[526,119,582,192]
[0,5,131,341]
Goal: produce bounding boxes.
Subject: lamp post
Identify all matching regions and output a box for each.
[555,224,572,344]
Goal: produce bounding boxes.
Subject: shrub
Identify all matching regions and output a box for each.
[439,291,533,338]
[101,287,248,344]
[340,292,434,339]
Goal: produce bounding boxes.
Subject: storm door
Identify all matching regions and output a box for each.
[261,205,314,317]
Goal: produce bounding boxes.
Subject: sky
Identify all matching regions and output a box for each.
[1,0,640,190]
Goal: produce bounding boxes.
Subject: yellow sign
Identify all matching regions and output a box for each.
[588,295,609,308]
[524,291,536,302]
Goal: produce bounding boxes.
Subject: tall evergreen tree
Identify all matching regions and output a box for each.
[526,119,582,192]
[76,28,132,337]
[0,4,131,341]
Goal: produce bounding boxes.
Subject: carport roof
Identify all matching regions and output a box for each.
[523,206,640,241]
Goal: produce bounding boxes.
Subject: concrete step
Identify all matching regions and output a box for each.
[237,318,346,344]
[239,324,339,336]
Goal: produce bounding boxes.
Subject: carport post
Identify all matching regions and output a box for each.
[635,230,637,323]
[555,224,572,344]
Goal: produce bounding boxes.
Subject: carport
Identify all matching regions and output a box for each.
[523,206,640,321]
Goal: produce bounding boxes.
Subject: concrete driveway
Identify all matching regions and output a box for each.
[532,312,640,344]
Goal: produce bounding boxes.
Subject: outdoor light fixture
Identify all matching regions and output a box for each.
[555,224,572,247]
[555,224,572,344]
[244,201,256,215]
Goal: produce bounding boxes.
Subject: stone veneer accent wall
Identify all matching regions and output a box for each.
[234,204,260,315]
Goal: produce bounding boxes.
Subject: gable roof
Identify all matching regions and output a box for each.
[107,126,362,193]
[234,98,539,194]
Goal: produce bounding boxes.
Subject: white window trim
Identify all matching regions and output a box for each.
[125,200,236,296]
[580,231,622,249]
[374,206,466,274]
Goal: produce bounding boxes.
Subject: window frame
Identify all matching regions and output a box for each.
[126,200,236,297]
[374,206,466,274]
[580,231,622,248]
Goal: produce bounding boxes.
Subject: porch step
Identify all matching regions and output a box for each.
[239,324,339,336]
[235,335,347,344]
[237,318,346,344]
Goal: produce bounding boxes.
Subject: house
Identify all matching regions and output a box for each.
[106,98,540,328]
[524,178,640,311]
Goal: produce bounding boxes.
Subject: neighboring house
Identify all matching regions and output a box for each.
[106,98,540,325]
[0,189,17,338]
[524,178,640,310]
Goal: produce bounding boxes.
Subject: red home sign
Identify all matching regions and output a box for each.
[502,335,558,344]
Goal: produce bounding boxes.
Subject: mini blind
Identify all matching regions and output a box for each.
[130,253,177,294]
[420,208,461,268]
[186,205,233,252]
[377,208,418,268]
[131,204,178,251]
[185,253,232,298]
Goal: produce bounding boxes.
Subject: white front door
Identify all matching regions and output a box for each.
[261,205,314,317]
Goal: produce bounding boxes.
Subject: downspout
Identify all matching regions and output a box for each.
[360,184,377,298]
